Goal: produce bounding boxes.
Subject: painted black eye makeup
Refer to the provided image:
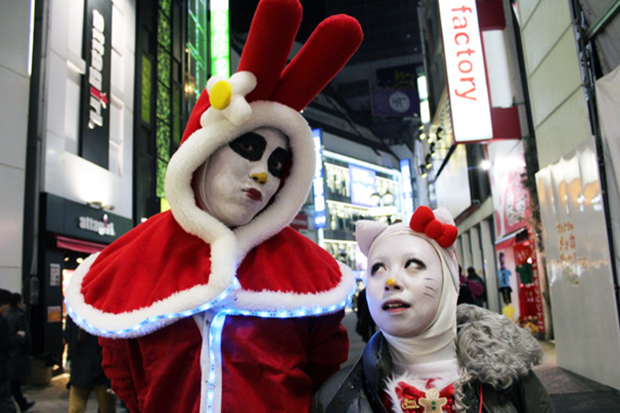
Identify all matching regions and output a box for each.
[370,262,386,275]
[405,258,426,270]
[229,132,267,161]
[268,147,290,178]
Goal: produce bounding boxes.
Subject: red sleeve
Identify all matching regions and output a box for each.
[305,310,349,391]
[99,337,141,413]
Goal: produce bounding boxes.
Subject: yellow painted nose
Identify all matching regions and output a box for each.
[252,172,268,185]
[386,277,397,288]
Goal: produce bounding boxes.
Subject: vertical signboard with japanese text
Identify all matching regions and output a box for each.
[80,0,112,169]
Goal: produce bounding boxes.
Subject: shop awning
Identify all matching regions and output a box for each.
[56,235,107,254]
[494,228,528,250]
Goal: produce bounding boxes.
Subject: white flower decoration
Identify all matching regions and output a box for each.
[201,71,257,126]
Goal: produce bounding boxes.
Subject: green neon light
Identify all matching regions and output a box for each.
[210,0,230,78]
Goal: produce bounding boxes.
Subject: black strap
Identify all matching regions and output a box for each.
[325,360,365,413]
[362,377,389,413]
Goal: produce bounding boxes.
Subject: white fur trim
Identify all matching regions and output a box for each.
[231,261,356,313]
[165,101,315,265]
[65,234,238,338]
[65,242,353,338]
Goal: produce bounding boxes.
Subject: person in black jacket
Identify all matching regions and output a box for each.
[355,287,376,343]
[312,207,555,413]
[0,289,17,413]
[5,293,35,412]
[65,316,116,413]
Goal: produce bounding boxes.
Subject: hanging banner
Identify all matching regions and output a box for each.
[80,0,112,168]
[488,141,529,239]
[513,240,544,334]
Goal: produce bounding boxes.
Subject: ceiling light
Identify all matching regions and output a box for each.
[480,160,492,170]
[86,201,115,211]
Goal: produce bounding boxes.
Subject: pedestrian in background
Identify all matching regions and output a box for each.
[457,265,475,305]
[355,287,376,343]
[65,316,115,413]
[0,289,17,413]
[467,266,487,307]
[5,293,35,412]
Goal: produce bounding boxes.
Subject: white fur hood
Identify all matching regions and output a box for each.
[455,304,544,389]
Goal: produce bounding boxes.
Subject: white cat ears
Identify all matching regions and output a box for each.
[355,207,458,257]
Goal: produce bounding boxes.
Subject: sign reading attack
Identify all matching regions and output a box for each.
[79,0,112,168]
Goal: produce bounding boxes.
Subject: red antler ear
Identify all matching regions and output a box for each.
[238,0,303,103]
[272,14,363,111]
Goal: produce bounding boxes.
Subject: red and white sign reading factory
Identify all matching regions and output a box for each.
[438,0,492,142]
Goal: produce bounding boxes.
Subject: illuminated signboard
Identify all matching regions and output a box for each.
[349,165,377,207]
[80,0,112,168]
[210,0,230,77]
[400,159,414,217]
[312,129,326,229]
[438,0,492,142]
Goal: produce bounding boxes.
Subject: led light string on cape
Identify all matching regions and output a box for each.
[69,275,355,413]
[204,285,356,413]
[65,279,242,338]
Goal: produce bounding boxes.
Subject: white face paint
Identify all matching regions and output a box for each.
[366,234,443,338]
[196,127,290,227]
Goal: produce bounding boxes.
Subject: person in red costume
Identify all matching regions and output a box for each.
[64,1,363,412]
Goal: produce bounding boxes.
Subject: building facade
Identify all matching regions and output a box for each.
[418,0,620,390]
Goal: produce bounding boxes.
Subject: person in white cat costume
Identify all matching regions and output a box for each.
[312,206,555,413]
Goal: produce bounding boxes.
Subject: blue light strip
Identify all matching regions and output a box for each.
[312,128,326,229]
[204,293,354,413]
[65,278,241,338]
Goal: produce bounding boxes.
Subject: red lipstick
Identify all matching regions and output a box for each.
[244,188,263,201]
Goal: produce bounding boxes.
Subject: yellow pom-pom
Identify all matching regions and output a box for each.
[210,80,233,110]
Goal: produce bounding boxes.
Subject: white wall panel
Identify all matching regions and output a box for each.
[67,0,85,59]
[64,67,81,154]
[469,226,484,280]
[516,0,540,28]
[528,29,583,128]
[461,231,473,270]
[520,0,572,74]
[0,0,31,76]
[535,90,591,168]
[49,0,69,57]
[0,67,29,169]
[480,219,500,313]
[0,0,31,292]
[46,52,69,138]
[0,165,25,268]
[0,267,22,292]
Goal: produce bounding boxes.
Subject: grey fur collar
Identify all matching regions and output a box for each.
[456,304,544,390]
